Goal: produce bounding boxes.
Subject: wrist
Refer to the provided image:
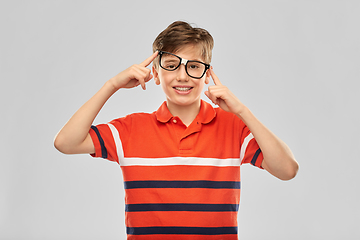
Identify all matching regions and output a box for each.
[100,79,119,97]
[106,78,122,93]
[235,105,251,122]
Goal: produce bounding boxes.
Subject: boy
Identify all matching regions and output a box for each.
[54,21,298,239]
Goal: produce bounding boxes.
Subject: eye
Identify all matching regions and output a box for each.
[166,64,176,69]
[162,59,179,70]
[188,63,201,69]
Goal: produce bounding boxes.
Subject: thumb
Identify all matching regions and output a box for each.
[204,90,210,99]
[204,90,218,105]
[145,74,153,82]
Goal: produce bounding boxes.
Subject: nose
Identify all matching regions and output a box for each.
[176,64,189,81]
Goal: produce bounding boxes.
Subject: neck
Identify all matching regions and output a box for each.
[166,100,201,127]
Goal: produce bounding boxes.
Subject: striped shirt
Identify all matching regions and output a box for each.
[89,100,263,240]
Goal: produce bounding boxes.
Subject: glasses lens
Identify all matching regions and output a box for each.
[186,61,206,78]
[160,52,180,71]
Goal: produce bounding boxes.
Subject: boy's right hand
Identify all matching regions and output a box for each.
[54,51,158,155]
[109,51,158,91]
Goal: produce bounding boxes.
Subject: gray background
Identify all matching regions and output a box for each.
[1,0,359,239]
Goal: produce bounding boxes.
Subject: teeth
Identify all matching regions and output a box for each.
[174,87,192,91]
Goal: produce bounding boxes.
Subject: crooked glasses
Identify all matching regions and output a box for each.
[158,51,210,79]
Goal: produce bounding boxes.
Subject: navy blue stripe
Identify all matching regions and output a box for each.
[125,203,239,212]
[251,148,262,166]
[127,226,238,235]
[90,125,107,159]
[124,180,240,189]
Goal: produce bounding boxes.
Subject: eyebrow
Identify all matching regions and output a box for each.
[181,55,203,62]
[191,59,205,62]
[163,59,178,63]
[165,51,205,63]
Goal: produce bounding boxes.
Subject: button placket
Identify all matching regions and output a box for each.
[170,117,186,144]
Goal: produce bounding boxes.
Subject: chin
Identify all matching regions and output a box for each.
[170,97,201,107]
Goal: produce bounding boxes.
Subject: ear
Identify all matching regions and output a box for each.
[152,65,161,85]
[204,69,210,84]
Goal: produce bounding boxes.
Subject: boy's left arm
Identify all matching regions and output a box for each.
[205,68,299,180]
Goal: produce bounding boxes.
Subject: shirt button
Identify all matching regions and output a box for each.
[173,119,177,124]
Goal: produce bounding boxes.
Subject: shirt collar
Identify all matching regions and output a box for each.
[155,100,216,124]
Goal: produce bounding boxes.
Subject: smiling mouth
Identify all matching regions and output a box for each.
[173,87,193,91]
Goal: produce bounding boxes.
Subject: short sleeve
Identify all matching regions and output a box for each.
[89,114,133,164]
[239,124,264,169]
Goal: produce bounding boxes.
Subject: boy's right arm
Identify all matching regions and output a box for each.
[54,51,158,154]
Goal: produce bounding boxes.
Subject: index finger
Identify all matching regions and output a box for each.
[210,67,222,86]
[140,51,159,67]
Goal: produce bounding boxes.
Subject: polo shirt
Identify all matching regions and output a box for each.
[89,100,263,240]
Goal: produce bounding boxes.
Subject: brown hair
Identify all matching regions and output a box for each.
[152,21,214,68]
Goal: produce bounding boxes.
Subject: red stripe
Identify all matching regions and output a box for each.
[121,165,240,181]
[126,211,238,228]
[125,188,240,204]
[127,234,238,240]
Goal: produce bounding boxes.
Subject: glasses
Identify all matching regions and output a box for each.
[158,50,210,79]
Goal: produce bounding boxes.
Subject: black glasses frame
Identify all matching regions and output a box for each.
[158,50,210,79]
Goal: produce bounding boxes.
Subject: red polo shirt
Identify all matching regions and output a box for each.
[89,100,263,240]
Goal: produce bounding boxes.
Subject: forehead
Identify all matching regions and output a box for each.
[173,44,203,61]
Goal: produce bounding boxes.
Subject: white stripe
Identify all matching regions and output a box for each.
[240,133,254,162]
[120,157,241,167]
[107,123,124,164]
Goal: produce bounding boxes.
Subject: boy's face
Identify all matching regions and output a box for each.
[153,45,210,109]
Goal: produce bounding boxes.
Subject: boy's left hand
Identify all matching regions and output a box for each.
[205,68,246,115]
